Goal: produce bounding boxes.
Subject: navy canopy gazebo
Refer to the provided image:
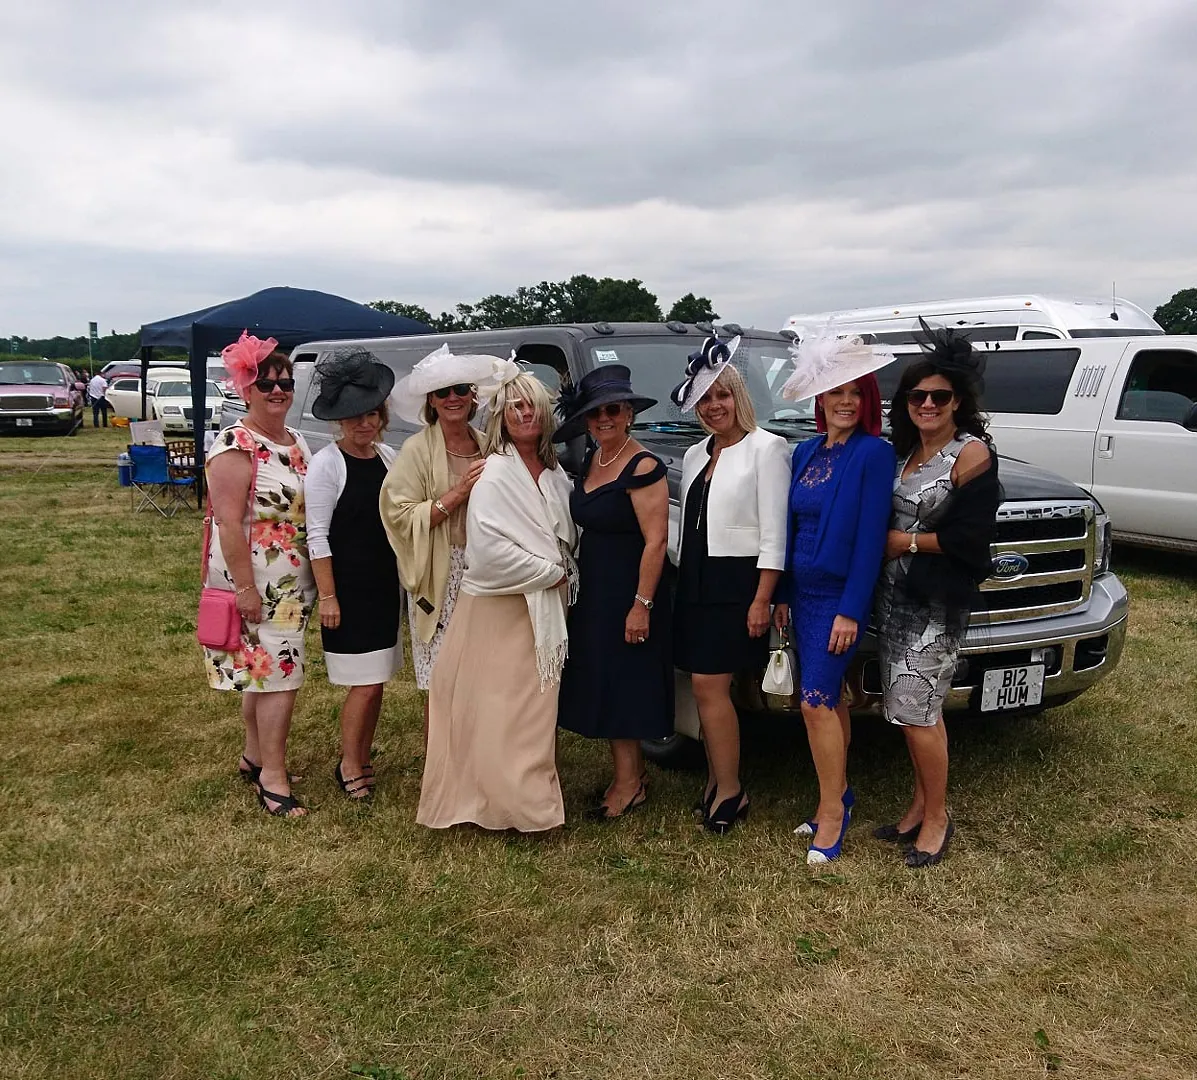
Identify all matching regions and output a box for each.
[138,286,430,473]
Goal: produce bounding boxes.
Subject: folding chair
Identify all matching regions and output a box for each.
[165,439,200,512]
[129,444,174,517]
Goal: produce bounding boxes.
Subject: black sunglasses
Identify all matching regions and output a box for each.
[254,377,295,393]
[905,388,954,407]
[433,383,474,399]
[586,403,626,420]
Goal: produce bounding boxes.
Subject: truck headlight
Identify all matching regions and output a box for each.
[1094,511,1113,576]
[161,406,182,415]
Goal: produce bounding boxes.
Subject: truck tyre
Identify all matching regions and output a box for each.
[640,733,703,770]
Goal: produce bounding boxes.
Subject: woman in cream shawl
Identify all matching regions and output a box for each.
[380,346,498,730]
[417,368,578,832]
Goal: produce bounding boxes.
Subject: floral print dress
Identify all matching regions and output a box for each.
[203,422,317,692]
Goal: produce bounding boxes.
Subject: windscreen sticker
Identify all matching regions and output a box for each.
[594,349,620,363]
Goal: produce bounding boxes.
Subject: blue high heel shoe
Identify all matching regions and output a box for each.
[806,804,852,865]
[793,786,855,837]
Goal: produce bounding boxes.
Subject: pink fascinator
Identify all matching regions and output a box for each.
[222,330,280,399]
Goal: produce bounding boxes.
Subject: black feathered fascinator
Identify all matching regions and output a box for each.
[310,347,396,421]
[913,317,986,393]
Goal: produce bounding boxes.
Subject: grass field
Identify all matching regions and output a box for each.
[2,426,1195,1079]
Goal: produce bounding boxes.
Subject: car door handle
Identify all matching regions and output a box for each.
[1097,434,1114,457]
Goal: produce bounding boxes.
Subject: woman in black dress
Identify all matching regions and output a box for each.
[305,350,401,800]
[670,338,791,833]
[554,365,672,820]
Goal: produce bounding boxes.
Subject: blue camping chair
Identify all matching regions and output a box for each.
[129,444,194,517]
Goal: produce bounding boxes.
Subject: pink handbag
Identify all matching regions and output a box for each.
[196,450,257,652]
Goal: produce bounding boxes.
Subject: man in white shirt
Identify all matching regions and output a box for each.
[87,373,109,427]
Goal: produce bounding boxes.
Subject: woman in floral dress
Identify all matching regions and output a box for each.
[203,333,316,817]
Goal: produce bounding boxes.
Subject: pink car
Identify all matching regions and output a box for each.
[0,360,85,435]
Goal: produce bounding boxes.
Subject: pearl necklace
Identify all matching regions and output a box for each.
[596,435,632,468]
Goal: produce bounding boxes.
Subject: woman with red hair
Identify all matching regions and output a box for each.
[778,331,896,863]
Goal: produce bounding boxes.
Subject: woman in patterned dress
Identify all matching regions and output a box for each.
[203,334,316,817]
[779,327,896,864]
[381,346,500,732]
[874,320,1001,867]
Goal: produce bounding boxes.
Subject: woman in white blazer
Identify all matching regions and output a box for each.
[306,351,401,801]
[670,337,791,833]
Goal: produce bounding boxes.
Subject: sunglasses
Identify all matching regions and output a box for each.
[254,377,295,393]
[586,403,626,420]
[905,388,955,407]
[433,383,473,399]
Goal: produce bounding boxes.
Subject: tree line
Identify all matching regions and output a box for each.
[9,285,1195,362]
[367,275,719,332]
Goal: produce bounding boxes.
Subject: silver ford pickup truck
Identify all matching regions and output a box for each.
[226,322,1128,762]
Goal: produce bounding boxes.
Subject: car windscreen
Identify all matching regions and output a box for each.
[0,363,62,385]
[583,337,814,429]
[155,381,223,397]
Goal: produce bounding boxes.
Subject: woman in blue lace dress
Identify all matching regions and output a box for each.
[780,332,895,863]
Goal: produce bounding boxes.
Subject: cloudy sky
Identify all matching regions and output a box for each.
[2,0,1195,337]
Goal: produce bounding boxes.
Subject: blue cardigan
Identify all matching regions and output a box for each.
[785,431,896,627]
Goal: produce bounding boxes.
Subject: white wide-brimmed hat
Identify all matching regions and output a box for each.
[669,334,743,412]
[780,321,896,402]
[390,344,507,425]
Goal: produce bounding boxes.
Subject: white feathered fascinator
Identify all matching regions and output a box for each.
[473,351,524,409]
[780,320,896,402]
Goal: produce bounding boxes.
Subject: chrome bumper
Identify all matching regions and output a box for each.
[739,572,1128,719]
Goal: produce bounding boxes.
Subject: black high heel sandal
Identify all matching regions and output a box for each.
[704,790,749,834]
[692,785,717,819]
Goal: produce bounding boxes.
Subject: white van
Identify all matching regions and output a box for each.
[784,294,1164,344]
[874,336,1197,553]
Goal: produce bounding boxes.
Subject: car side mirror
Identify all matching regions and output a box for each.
[557,435,588,478]
[1184,402,1197,431]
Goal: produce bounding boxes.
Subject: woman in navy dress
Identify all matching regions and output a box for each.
[780,331,896,863]
[554,366,673,820]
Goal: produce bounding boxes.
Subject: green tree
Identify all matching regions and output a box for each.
[1154,288,1197,334]
[667,293,719,323]
[366,300,435,326]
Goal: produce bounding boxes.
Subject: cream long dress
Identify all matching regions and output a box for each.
[416,452,574,832]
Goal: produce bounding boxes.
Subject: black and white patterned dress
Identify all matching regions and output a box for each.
[874,433,982,727]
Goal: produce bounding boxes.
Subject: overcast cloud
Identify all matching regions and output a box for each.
[2,0,1196,337]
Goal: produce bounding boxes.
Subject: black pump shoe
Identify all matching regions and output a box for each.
[873,820,923,845]
[704,790,749,834]
[905,817,955,868]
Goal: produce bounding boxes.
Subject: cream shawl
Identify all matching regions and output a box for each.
[379,422,484,643]
[461,449,577,690]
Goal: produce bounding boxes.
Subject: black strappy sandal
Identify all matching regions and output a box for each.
[238,755,261,785]
[335,760,373,801]
[584,782,647,821]
[256,784,307,817]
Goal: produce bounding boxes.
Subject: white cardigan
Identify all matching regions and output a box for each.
[305,440,398,560]
[678,426,791,569]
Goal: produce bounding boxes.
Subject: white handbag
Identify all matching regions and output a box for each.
[761,625,796,697]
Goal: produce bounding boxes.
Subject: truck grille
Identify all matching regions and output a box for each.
[0,395,52,411]
[182,407,213,421]
[976,501,1094,623]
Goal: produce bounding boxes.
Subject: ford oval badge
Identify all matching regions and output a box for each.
[990,552,1030,581]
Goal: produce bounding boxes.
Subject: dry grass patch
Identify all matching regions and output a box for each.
[1,443,1196,1079]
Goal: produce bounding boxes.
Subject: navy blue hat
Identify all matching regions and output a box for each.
[551,364,657,442]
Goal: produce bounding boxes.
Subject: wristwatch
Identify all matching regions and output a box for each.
[908,533,919,554]
[635,593,654,610]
